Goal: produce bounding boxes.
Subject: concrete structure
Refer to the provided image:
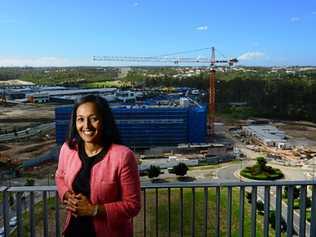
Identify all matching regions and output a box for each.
[242,125,288,147]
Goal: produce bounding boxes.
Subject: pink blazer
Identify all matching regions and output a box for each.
[55,143,141,237]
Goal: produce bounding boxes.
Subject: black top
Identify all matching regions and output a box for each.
[64,143,106,237]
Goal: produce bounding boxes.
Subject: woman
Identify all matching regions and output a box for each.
[55,95,141,237]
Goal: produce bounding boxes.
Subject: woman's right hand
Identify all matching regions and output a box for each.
[63,191,79,217]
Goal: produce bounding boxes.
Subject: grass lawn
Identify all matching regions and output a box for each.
[81,80,131,88]
[133,187,281,237]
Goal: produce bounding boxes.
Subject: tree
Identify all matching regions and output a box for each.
[283,186,300,199]
[246,191,252,204]
[147,165,161,179]
[255,157,267,173]
[169,163,188,176]
[257,200,264,214]
[25,178,35,186]
[9,193,15,207]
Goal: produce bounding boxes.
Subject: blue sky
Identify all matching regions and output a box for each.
[0,0,315,66]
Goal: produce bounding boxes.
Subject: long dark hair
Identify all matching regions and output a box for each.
[66,95,121,150]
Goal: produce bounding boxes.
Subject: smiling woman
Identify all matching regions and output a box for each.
[55,95,141,237]
[75,102,103,151]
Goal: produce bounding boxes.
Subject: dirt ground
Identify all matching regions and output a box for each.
[275,121,316,139]
[0,102,57,178]
[0,102,55,132]
[0,140,55,163]
[274,121,316,149]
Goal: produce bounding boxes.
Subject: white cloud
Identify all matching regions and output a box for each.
[238,52,265,61]
[133,2,139,7]
[290,17,301,22]
[196,25,208,31]
[0,57,92,67]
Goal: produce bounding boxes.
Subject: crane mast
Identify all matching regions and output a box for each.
[209,47,216,135]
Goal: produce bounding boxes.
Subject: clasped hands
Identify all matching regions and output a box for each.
[63,191,96,217]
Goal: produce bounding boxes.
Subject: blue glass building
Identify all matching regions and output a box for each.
[55,105,207,148]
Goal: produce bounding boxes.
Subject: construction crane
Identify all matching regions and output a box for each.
[93,47,238,136]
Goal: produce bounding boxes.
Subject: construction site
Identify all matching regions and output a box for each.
[0,47,316,184]
[227,118,316,173]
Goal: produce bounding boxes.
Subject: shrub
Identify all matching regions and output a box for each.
[240,157,284,180]
[170,163,188,176]
[246,191,252,204]
[147,165,161,179]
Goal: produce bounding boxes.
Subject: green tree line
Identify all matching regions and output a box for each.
[125,69,316,122]
[216,77,316,122]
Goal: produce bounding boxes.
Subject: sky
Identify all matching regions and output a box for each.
[0,0,316,67]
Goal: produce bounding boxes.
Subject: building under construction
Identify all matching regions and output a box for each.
[55,105,207,148]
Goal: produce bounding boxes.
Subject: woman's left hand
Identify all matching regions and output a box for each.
[73,193,96,217]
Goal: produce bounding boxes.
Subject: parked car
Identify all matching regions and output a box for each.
[9,216,17,227]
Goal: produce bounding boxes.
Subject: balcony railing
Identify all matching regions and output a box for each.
[1,180,316,237]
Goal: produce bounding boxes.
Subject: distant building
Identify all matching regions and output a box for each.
[27,93,49,103]
[115,90,136,103]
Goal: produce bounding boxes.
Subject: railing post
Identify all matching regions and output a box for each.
[310,185,316,237]
[180,187,184,237]
[155,188,159,237]
[287,185,294,236]
[43,191,48,237]
[168,188,171,237]
[299,185,307,237]
[263,186,270,237]
[191,187,195,237]
[239,186,244,237]
[226,186,232,237]
[55,191,61,237]
[215,186,220,237]
[251,186,257,237]
[203,187,208,237]
[275,186,282,237]
[29,191,35,237]
[143,189,147,237]
[16,192,23,237]
[1,187,9,237]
